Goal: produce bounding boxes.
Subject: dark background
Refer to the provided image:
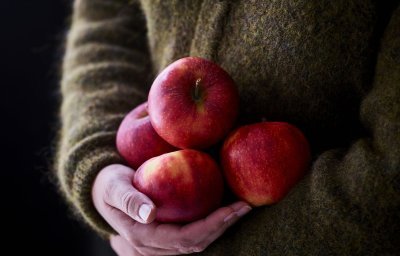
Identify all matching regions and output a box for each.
[2,1,399,256]
[1,1,114,255]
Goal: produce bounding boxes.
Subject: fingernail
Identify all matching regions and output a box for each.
[223,206,252,223]
[138,204,152,222]
[236,206,252,217]
[223,212,237,223]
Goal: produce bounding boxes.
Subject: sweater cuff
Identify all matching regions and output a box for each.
[59,132,124,238]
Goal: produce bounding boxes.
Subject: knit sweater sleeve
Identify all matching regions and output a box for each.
[301,7,400,251]
[56,0,151,238]
[274,7,400,254]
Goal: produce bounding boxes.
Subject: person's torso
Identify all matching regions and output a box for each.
[139,0,390,154]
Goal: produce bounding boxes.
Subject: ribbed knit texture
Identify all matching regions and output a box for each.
[56,0,152,237]
[56,0,400,254]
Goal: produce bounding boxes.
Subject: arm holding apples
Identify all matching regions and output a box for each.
[190,7,400,255]
[56,0,400,254]
[56,0,250,255]
[96,65,250,255]
[56,0,151,237]
[92,164,251,255]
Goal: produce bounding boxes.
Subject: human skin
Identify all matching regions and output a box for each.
[133,150,225,223]
[92,164,251,255]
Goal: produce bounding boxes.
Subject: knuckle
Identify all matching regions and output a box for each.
[177,243,206,254]
[104,180,118,202]
[121,191,140,214]
[190,244,206,253]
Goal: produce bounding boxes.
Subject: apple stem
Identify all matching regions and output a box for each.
[193,78,202,101]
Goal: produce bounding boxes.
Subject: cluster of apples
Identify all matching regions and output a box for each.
[116,57,311,223]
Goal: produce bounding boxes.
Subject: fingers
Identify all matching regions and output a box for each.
[198,202,252,248]
[96,165,252,255]
[177,201,252,251]
[110,236,141,256]
[111,235,181,256]
[180,201,250,236]
[141,201,251,254]
[104,180,156,223]
[110,201,251,255]
[111,235,143,256]
[101,165,157,224]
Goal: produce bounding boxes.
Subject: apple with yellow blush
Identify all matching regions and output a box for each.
[133,149,224,223]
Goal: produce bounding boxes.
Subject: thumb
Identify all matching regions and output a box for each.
[103,167,157,224]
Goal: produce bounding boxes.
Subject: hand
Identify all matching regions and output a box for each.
[92,164,252,255]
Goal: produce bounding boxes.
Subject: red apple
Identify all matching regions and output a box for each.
[133,149,224,223]
[221,122,311,206]
[116,102,176,169]
[148,57,239,149]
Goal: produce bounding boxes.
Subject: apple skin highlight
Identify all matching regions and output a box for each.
[148,57,239,149]
[133,149,224,223]
[116,102,176,169]
[221,122,311,206]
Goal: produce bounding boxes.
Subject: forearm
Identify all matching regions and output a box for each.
[55,0,151,237]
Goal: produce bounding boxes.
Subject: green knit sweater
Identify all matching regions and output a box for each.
[56,0,400,255]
